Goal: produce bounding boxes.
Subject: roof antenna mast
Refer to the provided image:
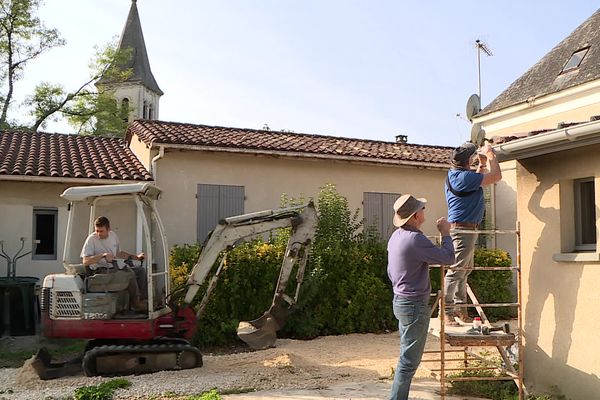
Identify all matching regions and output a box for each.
[475,39,493,103]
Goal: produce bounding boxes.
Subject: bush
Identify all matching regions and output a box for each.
[470,248,515,321]
[168,185,515,347]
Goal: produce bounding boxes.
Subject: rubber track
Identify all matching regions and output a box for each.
[82,342,203,376]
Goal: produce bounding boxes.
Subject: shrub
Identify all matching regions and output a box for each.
[470,247,515,321]
[168,186,515,347]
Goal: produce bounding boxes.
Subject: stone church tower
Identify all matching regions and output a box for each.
[97,0,163,122]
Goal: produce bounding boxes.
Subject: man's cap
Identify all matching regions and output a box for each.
[393,194,427,227]
[452,142,477,165]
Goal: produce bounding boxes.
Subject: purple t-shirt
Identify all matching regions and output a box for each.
[387,226,455,300]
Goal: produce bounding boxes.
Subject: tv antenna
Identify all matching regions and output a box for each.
[475,39,493,102]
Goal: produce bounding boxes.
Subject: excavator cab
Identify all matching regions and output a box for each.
[43,183,170,327]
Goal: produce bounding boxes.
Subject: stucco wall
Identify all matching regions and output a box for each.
[0,181,70,280]
[149,148,451,247]
[517,146,600,398]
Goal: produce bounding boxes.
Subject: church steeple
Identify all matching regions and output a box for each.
[98,0,162,122]
[117,0,163,96]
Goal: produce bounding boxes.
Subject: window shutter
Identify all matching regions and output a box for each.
[197,184,245,243]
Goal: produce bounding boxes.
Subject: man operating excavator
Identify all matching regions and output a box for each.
[81,216,147,312]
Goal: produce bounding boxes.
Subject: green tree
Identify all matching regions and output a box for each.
[0,0,63,128]
[0,0,132,136]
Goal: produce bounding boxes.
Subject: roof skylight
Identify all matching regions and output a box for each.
[561,47,590,73]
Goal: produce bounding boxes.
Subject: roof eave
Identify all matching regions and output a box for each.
[0,175,153,184]
[494,119,600,161]
[148,142,450,170]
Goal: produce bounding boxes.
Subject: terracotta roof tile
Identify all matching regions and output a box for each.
[127,120,453,167]
[0,131,152,181]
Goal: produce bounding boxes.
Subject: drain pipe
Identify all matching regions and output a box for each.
[138,146,165,253]
[150,146,165,181]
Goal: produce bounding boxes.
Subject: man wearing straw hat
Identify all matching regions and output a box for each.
[443,142,502,327]
[387,194,455,400]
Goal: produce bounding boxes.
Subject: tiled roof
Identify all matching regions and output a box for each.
[0,131,153,181]
[480,8,600,116]
[127,120,453,167]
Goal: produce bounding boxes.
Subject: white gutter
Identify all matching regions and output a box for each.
[494,119,600,162]
[150,145,165,180]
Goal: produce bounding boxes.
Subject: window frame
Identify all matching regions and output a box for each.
[32,208,58,260]
[574,177,596,251]
[560,47,590,74]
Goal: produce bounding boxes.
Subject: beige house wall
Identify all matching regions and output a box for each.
[0,181,70,281]
[494,160,518,291]
[517,146,600,398]
[0,181,148,281]
[147,148,451,247]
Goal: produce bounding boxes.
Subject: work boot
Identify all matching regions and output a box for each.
[456,310,473,323]
[443,314,460,327]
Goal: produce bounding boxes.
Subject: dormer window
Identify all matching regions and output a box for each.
[561,47,590,73]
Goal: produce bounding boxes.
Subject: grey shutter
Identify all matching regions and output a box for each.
[363,192,383,239]
[197,184,245,243]
[382,193,399,240]
[363,192,400,242]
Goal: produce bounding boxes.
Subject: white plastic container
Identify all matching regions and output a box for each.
[473,316,482,330]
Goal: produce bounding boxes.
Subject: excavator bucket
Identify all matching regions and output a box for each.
[30,347,83,380]
[237,296,292,350]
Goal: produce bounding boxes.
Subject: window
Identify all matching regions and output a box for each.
[143,101,148,119]
[121,98,130,123]
[363,192,401,241]
[561,47,589,73]
[197,184,245,242]
[574,177,596,251]
[148,104,154,120]
[33,208,58,260]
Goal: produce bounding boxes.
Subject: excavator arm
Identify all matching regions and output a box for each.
[182,202,317,349]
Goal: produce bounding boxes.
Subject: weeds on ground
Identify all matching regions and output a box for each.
[73,378,130,400]
[448,358,566,400]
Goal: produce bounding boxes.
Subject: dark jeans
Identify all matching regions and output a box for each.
[390,296,430,400]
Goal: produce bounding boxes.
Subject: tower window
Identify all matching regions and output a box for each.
[148,104,153,120]
[561,47,589,74]
[143,101,148,119]
[121,98,130,123]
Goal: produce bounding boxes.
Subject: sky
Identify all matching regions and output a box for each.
[11,0,600,147]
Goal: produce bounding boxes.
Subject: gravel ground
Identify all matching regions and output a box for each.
[0,328,502,400]
[0,332,402,400]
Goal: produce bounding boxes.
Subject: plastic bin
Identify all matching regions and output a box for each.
[0,277,39,336]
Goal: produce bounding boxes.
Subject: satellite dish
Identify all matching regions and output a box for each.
[470,123,487,146]
[465,94,481,121]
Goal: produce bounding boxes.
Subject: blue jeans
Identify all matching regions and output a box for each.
[390,296,431,400]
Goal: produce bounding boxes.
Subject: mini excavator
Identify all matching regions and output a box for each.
[32,183,317,379]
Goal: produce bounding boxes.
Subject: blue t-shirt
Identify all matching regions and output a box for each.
[445,169,484,224]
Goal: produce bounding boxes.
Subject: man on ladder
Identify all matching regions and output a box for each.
[444,141,502,326]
